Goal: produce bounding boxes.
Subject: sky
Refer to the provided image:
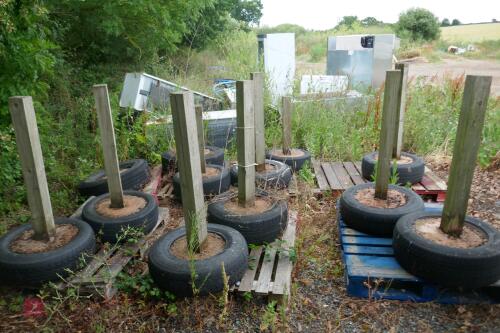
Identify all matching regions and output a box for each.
[260,0,500,30]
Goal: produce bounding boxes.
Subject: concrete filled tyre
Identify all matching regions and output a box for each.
[266,148,311,172]
[230,159,292,189]
[0,218,96,287]
[148,224,248,297]
[173,164,230,199]
[78,159,150,197]
[81,190,158,243]
[339,183,424,236]
[393,211,500,289]
[161,146,225,173]
[361,151,425,185]
[207,193,288,245]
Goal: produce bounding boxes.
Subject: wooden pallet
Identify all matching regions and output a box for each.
[338,203,500,303]
[312,159,447,202]
[232,211,298,302]
[56,165,167,299]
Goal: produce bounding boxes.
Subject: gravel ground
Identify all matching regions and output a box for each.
[0,159,499,332]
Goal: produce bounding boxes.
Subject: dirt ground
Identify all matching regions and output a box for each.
[406,58,500,96]
[0,158,499,332]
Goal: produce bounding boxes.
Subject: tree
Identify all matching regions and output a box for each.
[451,19,461,26]
[231,0,263,26]
[395,8,440,41]
[336,16,359,29]
[441,18,450,27]
[361,17,382,26]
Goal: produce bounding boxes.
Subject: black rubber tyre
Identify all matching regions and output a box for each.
[361,151,425,185]
[207,193,288,245]
[393,212,500,289]
[81,190,158,243]
[266,148,311,172]
[173,164,230,199]
[161,146,225,173]
[148,224,248,297]
[339,183,424,236]
[78,159,150,197]
[230,159,292,189]
[0,218,96,287]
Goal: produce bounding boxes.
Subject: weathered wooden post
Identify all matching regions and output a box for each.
[92,84,124,209]
[441,75,492,236]
[171,91,208,250]
[374,70,402,199]
[195,105,206,174]
[281,96,292,156]
[251,72,266,172]
[392,63,409,159]
[236,80,256,207]
[9,96,56,240]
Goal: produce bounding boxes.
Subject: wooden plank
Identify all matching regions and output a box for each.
[272,211,297,295]
[442,75,491,235]
[312,159,329,191]
[343,162,366,185]
[353,161,363,176]
[346,255,418,280]
[424,167,447,190]
[251,72,266,171]
[412,183,426,192]
[331,162,354,189]
[195,105,206,173]
[92,85,124,208]
[393,63,409,159]
[321,163,342,190]
[340,227,370,237]
[375,70,402,199]
[9,96,56,240]
[238,247,263,292]
[142,165,162,195]
[420,174,441,191]
[342,236,393,246]
[171,91,208,249]
[255,244,278,294]
[343,245,394,256]
[281,96,292,155]
[236,80,256,207]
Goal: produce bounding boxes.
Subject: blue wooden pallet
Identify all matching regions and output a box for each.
[338,203,500,304]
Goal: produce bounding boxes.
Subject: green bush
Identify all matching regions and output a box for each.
[396,8,440,41]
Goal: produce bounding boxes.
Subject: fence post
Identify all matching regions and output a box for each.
[282,96,292,155]
[93,84,124,208]
[171,91,208,250]
[441,75,492,236]
[393,62,409,159]
[195,105,206,173]
[375,70,402,199]
[251,72,266,172]
[236,80,256,207]
[9,96,56,240]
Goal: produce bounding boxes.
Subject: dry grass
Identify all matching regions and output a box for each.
[441,23,500,42]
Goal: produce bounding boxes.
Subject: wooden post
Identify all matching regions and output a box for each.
[441,75,492,236]
[375,70,402,199]
[236,80,256,207]
[282,96,292,155]
[195,105,206,173]
[393,63,409,159]
[9,96,56,240]
[251,72,266,172]
[93,84,124,208]
[171,91,208,250]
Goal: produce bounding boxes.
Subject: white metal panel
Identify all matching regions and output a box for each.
[262,33,295,103]
[300,75,348,94]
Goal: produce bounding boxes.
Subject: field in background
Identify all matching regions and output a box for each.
[441,23,500,42]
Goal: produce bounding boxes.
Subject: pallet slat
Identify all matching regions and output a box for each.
[321,163,342,190]
[312,159,329,191]
[343,162,365,185]
[343,245,394,256]
[272,211,297,295]
[238,247,263,292]
[331,162,353,189]
[255,247,278,294]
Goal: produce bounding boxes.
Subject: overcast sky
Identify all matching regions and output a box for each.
[260,0,500,30]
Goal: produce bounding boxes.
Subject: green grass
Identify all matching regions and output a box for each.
[441,23,500,42]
